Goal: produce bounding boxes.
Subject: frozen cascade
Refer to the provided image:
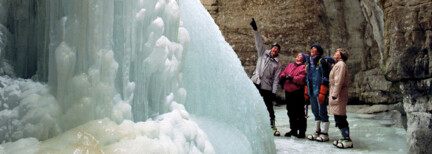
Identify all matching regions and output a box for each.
[179,0,276,153]
[0,0,274,153]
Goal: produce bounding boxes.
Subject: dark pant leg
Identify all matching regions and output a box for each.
[286,90,306,131]
[256,84,275,121]
[334,115,349,129]
[292,90,306,132]
[334,115,350,138]
[285,91,297,130]
[262,90,275,120]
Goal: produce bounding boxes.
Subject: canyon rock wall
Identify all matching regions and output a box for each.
[378,0,432,153]
[202,0,432,153]
[201,0,398,104]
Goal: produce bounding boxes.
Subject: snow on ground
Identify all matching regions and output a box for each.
[273,105,407,154]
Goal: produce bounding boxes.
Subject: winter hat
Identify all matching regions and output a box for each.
[272,43,281,51]
[310,44,323,55]
[337,48,349,62]
[300,53,307,63]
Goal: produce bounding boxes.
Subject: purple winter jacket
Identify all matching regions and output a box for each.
[279,62,306,92]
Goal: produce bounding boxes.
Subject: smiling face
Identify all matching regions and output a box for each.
[296,54,303,63]
[333,50,341,61]
[310,47,319,56]
[271,46,279,57]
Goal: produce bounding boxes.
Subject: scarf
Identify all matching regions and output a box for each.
[310,55,319,67]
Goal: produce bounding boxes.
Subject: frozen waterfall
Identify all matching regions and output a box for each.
[0,0,275,153]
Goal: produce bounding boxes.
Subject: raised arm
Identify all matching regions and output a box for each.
[250,18,265,56]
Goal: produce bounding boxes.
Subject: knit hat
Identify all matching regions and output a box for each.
[310,44,323,55]
[272,43,281,51]
[300,53,307,63]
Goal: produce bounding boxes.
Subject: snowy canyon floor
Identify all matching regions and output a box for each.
[273,105,407,154]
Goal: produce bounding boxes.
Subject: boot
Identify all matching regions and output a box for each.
[273,129,281,136]
[333,127,352,148]
[297,130,306,138]
[333,127,350,145]
[284,130,298,137]
[271,119,276,129]
[341,127,350,139]
[333,138,353,149]
[271,119,280,136]
[316,122,329,142]
[307,121,321,140]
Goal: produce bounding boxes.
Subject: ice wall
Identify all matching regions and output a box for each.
[180,0,276,153]
[0,0,189,137]
[0,76,60,142]
[42,0,189,130]
[0,0,275,153]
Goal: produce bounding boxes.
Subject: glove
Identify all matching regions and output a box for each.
[286,75,293,81]
[279,77,287,87]
[250,18,257,31]
[318,85,329,104]
[272,93,277,101]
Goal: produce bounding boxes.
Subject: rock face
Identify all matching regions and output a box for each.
[201,0,398,104]
[377,1,432,153]
[202,0,432,153]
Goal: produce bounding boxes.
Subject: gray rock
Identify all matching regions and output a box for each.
[377,0,432,152]
[201,0,432,152]
[201,0,388,105]
[406,111,432,153]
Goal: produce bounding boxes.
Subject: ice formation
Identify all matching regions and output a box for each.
[0,0,275,153]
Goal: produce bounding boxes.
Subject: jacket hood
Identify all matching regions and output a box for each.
[266,50,279,62]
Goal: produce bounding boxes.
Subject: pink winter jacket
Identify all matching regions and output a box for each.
[329,60,349,115]
[279,63,306,92]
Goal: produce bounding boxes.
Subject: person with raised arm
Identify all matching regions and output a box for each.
[249,18,282,136]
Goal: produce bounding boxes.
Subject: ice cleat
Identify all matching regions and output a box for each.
[270,119,280,136]
[273,129,281,136]
[333,139,340,146]
[316,122,329,142]
[308,121,321,140]
[315,133,329,142]
[307,131,320,140]
[334,138,353,149]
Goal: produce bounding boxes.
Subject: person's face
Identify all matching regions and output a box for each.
[296,54,303,63]
[333,50,341,61]
[271,46,279,57]
[310,47,319,56]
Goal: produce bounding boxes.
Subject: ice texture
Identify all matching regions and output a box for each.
[0,76,60,142]
[0,102,214,154]
[179,0,276,153]
[0,0,274,153]
[274,107,408,153]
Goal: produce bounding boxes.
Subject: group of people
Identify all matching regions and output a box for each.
[249,18,353,149]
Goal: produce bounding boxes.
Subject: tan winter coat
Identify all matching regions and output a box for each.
[329,60,349,115]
